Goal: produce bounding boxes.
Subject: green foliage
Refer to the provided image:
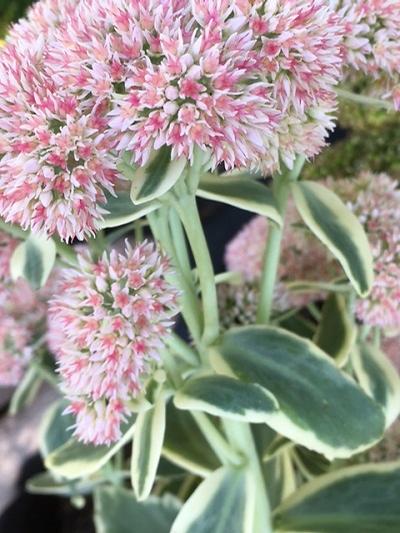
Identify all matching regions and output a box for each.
[10,233,56,289]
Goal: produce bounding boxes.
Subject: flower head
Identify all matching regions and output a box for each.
[225,204,339,311]
[333,0,400,110]
[48,241,180,445]
[0,231,48,386]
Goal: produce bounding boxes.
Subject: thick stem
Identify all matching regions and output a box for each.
[257,157,305,324]
[223,421,272,532]
[172,193,219,347]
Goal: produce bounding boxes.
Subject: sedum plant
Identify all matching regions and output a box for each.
[0,0,399,532]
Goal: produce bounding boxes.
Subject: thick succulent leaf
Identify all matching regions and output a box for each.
[291,181,373,296]
[45,421,135,480]
[273,461,400,532]
[94,486,180,533]
[10,233,56,289]
[131,396,166,501]
[212,326,385,460]
[8,366,41,416]
[39,400,75,458]
[314,294,356,367]
[171,467,258,533]
[101,190,160,228]
[163,402,220,477]
[352,343,400,428]
[174,375,279,422]
[197,175,282,226]
[130,146,186,204]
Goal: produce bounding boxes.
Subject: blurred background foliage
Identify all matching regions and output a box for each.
[0,0,33,38]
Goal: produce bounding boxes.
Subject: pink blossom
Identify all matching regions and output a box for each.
[225,202,340,311]
[0,231,48,386]
[48,241,180,445]
[382,335,400,374]
[333,0,400,110]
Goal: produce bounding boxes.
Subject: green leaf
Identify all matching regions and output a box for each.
[101,190,160,229]
[171,467,256,533]
[174,375,279,422]
[273,461,400,532]
[291,181,374,296]
[8,366,42,416]
[45,421,135,480]
[94,486,180,533]
[131,396,166,501]
[197,175,282,226]
[130,146,186,204]
[10,233,56,289]
[26,471,99,497]
[314,294,356,367]
[352,343,400,428]
[212,326,385,460]
[39,400,75,458]
[163,402,220,477]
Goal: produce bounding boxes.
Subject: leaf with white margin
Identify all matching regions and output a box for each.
[94,486,180,533]
[174,375,279,422]
[291,181,373,297]
[10,233,56,289]
[130,146,186,204]
[101,190,160,228]
[171,466,259,533]
[197,175,282,226]
[211,326,385,460]
[314,294,356,367]
[273,461,400,532]
[131,395,166,501]
[163,402,220,477]
[352,342,400,428]
[45,421,135,480]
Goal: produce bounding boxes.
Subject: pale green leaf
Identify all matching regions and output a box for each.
[39,400,75,458]
[26,471,99,497]
[274,461,400,532]
[291,181,374,296]
[94,486,180,533]
[163,402,220,477]
[130,147,186,204]
[171,467,257,533]
[174,375,279,423]
[9,365,41,416]
[197,175,282,226]
[212,326,385,460]
[10,233,56,289]
[101,190,160,229]
[352,342,400,428]
[131,396,166,501]
[45,421,135,480]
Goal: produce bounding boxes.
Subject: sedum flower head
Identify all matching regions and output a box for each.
[0,0,344,240]
[225,204,339,311]
[333,0,400,110]
[48,241,180,445]
[0,231,48,386]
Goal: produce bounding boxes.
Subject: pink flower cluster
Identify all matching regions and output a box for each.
[0,0,344,241]
[0,232,47,386]
[225,202,339,311]
[333,0,400,110]
[48,241,179,445]
[331,173,400,329]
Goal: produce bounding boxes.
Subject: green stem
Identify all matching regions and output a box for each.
[257,157,305,324]
[223,420,272,532]
[336,88,395,111]
[171,193,219,347]
[134,219,144,241]
[191,412,243,467]
[166,332,199,366]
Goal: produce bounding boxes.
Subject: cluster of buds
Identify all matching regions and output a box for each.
[48,241,179,445]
